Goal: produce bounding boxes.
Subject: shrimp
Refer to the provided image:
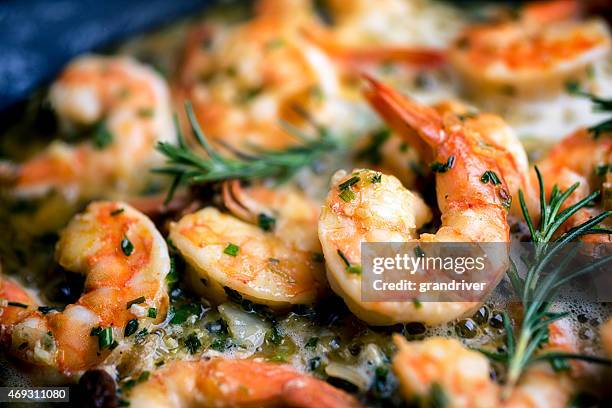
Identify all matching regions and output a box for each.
[318,77,511,325]
[9,55,175,198]
[535,128,612,244]
[392,335,500,408]
[176,0,341,152]
[127,358,362,408]
[169,200,327,309]
[0,201,170,374]
[448,0,611,97]
[392,321,582,408]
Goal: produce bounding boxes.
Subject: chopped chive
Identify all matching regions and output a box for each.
[110,208,124,216]
[147,308,157,318]
[7,301,28,308]
[414,246,425,258]
[92,327,113,350]
[339,176,360,190]
[124,319,138,337]
[337,249,351,267]
[121,237,134,256]
[480,170,501,185]
[257,213,276,232]
[338,188,355,202]
[430,156,455,173]
[413,298,422,309]
[223,243,239,257]
[370,173,382,184]
[126,296,146,309]
[347,265,362,274]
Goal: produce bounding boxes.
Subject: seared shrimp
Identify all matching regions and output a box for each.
[449,0,611,96]
[128,358,362,408]
[0,202,170,374]
[318,78,511,325]
[392,335,500,408]
[535,128,612,243]
[177,0,342,151]
[10,55,175,198]
[169,202,326,309]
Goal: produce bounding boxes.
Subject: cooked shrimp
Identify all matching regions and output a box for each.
[128,358,362,408]
[448,0,611,96]
[177,0,341,151]
[535,128,612,244]
[318,78,511,325]
[169,206,326,309]
[0,201,170,374]
[222,180,321,253]
[392,335,500,408]
[10,55,175,198]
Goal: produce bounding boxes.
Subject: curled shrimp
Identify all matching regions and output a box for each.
[534,128,612,244]
[392,321,582,408]
[127,357,362,408]
[177,0,341,151]
[448,0,611,97]
[169,183,327,309]
[318,77,511,325]
[392,335,500,408]
[0,202,170,374]
[8,55,175,198]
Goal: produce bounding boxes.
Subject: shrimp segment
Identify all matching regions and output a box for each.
[0,202,170,374]
[448,0,611,96]
[12,56,175,198]
[128,358,362,408]
[169,206,326,309]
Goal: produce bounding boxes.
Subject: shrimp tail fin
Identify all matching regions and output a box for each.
[362,74,444,159]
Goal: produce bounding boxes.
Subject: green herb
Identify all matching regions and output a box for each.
[412,298,422,309]
[482,166,612,396]
[266,325,284,346]
[110,208,124,216]
[355,128,391,165]
[370,173,382,184]
[430,156,455,173]
[337,249,361,274]
[414,246,425,258]
[92,122,113,149]
[223,243,240,257]
[338,188,355,202]
[429,383,448,408]
[91,327,113,350]
[257,213,276,231]
[305,337,319,349]
[154,103,337,203]
[567,85,612,138]
[7,301,28,308]
[121,237,134,256]
[166,255,178,285]
[480,170,501,185]
[595,164,610,176]
[184,333,202,354]
[170,303,201,324]
[339,176,360,190]
[147,308,157,318]
[126,296,145,309]
[124,319,138,337]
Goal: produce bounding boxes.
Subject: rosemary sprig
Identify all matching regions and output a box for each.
[566,82,612,138]
[488,166,612,396]
[154,102,337,202]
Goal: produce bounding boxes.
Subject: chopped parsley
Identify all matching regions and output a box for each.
[126,296,145,309]
[223,243,239,257]
[124,319,138,337]
[257,213,276,232]
[480,170,501,185]
[430,156,455,173]
[121,237,134,256]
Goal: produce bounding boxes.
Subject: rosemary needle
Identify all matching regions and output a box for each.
[154,102,337,202]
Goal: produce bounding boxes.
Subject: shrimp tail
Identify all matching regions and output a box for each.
[362,74,443,159]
